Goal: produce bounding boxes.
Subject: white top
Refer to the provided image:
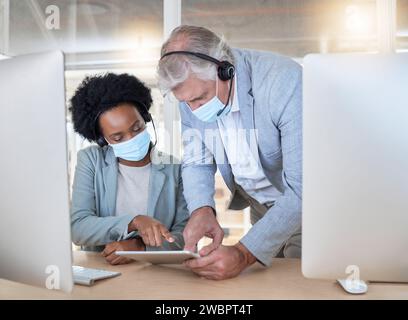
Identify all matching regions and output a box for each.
[217,78,281,204]
[115,162,151,218]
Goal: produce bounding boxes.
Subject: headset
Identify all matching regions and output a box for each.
[94,101,157,148]
[160,51,235,116]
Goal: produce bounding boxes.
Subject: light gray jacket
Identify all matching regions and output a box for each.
[180,48,302,266]
[70,146,189,252]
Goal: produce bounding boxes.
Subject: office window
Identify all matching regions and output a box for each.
[6,1,163,56]
[182,0,378,57]
[0,0,164,186]
[397,0,408,51]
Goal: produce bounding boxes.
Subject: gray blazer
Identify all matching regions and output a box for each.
[180,48,302,266]
[70,145,189,252]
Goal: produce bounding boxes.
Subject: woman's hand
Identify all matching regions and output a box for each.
[128,215,175,247]
[102,238,145,265]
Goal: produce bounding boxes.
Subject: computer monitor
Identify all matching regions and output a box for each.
[0,51,73,292]
[302,53,408,282]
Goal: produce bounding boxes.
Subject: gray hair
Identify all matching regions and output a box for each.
[157,25,235,94]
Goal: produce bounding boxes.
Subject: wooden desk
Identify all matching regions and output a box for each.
[1,251,407,300]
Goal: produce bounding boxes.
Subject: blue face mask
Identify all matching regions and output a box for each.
[192,77,232,123]
[109,129,151,161]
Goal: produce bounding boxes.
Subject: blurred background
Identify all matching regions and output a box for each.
[0,0,406,246]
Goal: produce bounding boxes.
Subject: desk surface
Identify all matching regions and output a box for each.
[1,251,407,300]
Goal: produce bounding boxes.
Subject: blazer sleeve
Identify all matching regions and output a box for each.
[240,70,303,266]
[70,149,134,246]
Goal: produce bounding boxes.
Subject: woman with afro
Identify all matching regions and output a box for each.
[69,73,189,265]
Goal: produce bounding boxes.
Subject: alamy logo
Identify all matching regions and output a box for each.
[345,264,361,289]
[45,265,60,290]
[45,5,60,30]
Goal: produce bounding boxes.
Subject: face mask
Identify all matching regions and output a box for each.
[192,77,232,123]
[108,129,151,161]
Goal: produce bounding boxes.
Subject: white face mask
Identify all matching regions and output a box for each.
[191,77,232,123]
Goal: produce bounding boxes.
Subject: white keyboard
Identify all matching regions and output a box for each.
[72,266,121,286]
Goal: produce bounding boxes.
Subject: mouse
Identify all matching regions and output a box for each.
[337,279,368,294]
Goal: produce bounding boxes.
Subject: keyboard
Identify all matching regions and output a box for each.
[72,266,121,286]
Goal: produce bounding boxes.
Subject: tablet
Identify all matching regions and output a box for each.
[115,250,200,264]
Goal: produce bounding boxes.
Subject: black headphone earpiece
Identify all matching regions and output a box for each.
[96,136,108,147]
[142,112,152,123]
[217,60,235,81]
[160,51,235,81]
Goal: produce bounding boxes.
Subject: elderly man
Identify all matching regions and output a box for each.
[158,25,302,280]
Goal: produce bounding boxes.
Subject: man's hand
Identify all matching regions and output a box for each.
[128,215,175,247]
[102,238,145,265]
[184,242,257,280]
[183,206,224,256]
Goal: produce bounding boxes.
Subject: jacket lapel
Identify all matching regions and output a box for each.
[147,149,166,217]
[102,147,118,216]
[234,49,256,143]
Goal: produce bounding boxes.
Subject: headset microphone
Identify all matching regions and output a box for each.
[216,76,234,116]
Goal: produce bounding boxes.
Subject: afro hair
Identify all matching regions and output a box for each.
[69,73,153,142]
